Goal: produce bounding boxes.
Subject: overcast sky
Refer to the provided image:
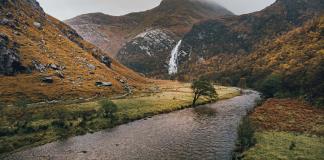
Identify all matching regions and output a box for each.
[38,0,276,20]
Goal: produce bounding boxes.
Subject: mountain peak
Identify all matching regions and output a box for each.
[157,0,233,15]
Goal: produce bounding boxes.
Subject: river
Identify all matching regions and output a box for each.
[3,90,261,160]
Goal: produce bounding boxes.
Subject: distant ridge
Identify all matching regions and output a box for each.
[65,0,233,76]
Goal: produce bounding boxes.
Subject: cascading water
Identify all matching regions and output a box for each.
[168,40,182,75]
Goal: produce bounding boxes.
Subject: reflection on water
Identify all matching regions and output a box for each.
[3,90,260,160]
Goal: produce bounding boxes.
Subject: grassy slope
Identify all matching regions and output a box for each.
[243,99,324,159]
[0,1,148,103]
[181,14,324,105]
[0,82,240,154]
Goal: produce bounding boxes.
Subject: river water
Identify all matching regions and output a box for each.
[3,90,260,160]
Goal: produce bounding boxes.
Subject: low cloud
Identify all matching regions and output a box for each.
[38,0,275,20]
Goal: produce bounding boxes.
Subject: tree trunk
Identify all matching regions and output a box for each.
[192,94,199,107]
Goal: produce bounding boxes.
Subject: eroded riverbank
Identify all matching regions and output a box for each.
[3,90,261,160]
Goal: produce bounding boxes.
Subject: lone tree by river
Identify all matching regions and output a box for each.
[191,80,218,107]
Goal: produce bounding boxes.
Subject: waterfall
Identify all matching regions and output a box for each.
[168,40,182,75]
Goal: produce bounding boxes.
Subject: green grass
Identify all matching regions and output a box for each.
[0,84,240,154]
[243,131,324,160]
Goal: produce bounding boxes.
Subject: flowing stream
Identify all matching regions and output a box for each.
[168,40,182,75]
[3,90,260,160]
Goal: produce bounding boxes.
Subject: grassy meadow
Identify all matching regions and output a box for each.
[240,99,324,160]
[244,132,324,160]
[0,81,240,154]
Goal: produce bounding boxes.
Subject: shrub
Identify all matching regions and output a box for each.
[258,74,283,98]
[100,100,118,121]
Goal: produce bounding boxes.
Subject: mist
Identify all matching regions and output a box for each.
[38,0,276,20]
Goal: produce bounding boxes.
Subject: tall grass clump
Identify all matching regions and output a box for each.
[233,117,256,159]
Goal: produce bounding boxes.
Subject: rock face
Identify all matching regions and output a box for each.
[0,34,25,75]
[65,0,233,77]
[117,29,176,76]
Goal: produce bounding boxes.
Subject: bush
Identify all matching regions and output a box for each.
[258,74,283,98]
[100,100,118,121]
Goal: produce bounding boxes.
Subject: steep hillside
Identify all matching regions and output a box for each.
[0,0,148,104]
[178,12,324,104]
[65,0,233,77]
[178,0,323,63]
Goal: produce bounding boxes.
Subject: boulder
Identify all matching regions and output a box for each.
[32,60,46,72]
[119,79,126,84]
[0,18,10,25]
[87,63,96,70]
[49,64,59,70]
[95,81,112,87]
[55,71,64,79]
[41,77,54,83]
[33,22,41,29]
[100,55,112,68]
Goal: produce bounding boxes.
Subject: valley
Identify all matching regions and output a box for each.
[0,81,240,155]
[2,88,257,160]
[0,0,323,159]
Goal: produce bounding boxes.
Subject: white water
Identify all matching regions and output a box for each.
[168,40,182,75]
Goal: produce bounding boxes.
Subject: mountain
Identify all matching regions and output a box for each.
[0,0,148,103]
[65,0,233,76]
[175,0,323,103]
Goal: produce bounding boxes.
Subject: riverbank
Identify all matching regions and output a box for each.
[2,89,260,160]
[0,81,240,154]
[241,99,324,160]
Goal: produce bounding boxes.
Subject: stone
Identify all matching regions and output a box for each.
[119,79,126,84]
[0,18,10,25]
[49,64,59,70]
[33,22,41,29]
[95,81,112,87]
[100,55,112,68]
[32,60,46,72]
[5,12,13,19]
[87,63,96,70]
[55,71,64,79]
[41,77,54,83]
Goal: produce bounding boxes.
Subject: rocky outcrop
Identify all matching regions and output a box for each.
[117,29,177,76]
[0,34,26,75]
